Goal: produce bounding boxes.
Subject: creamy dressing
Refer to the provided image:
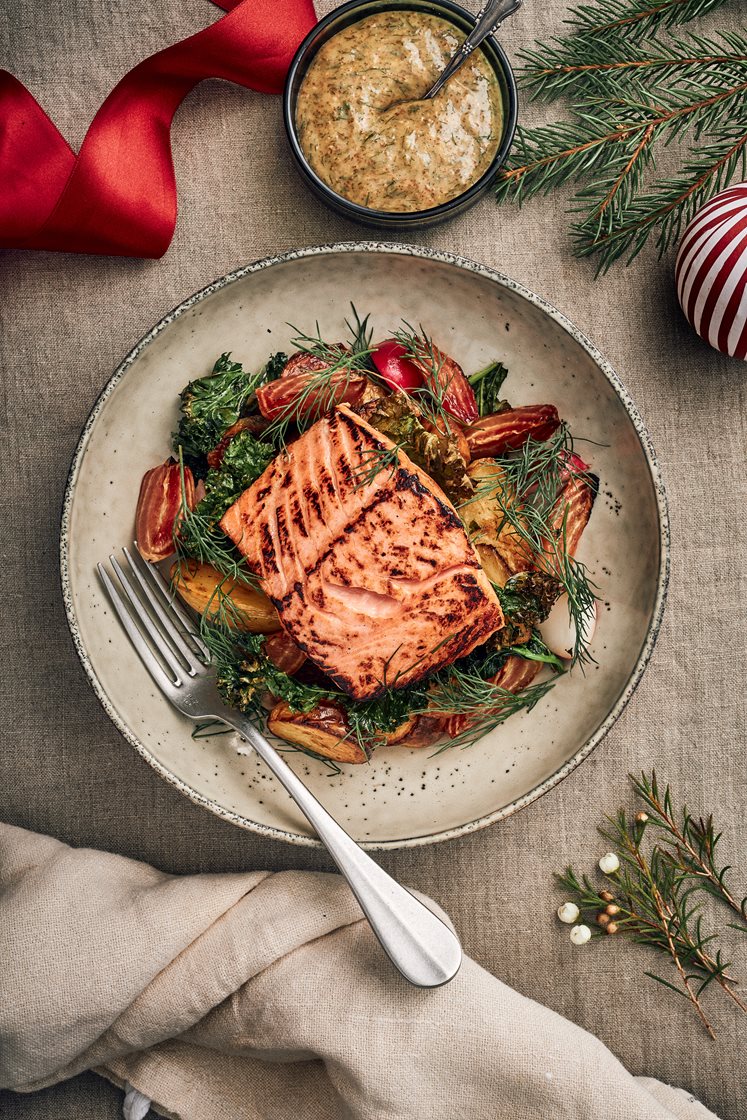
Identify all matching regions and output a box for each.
[295,11,503,212]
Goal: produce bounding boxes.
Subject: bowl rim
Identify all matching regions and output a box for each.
[60,241,670,850]
[282,0,519,223]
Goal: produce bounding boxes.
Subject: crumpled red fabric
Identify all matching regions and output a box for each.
[0,0,316,258]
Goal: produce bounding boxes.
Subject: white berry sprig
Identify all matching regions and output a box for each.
[552,771,747,1038]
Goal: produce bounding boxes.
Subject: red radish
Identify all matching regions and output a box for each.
[371,340,424,392]
[372,339,479,424]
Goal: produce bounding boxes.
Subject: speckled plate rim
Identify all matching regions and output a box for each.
[60,242,670,850]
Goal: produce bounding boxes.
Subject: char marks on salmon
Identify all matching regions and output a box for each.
[220,405,503,700]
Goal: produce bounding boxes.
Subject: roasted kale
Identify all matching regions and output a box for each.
[215,632,336,716]
[496,571,563,626]
[173,353,259,473]
[468,360,511,417]
[343,684,424,742]
[177,428,274,570]
[190,429,273,528]
[263,351,288,381]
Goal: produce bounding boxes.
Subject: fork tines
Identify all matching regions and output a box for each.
[97,546,208,691]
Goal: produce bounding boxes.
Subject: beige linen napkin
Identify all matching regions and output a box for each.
[0,823,718,1119]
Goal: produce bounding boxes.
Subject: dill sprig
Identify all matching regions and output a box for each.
[262,322,374,449]
[345,303,375,358]
[191,719,233,740]
[470,425,598,666]
[557,771,747,1037]
[352,441,404,490]
[390,322,457,435]
[173,451,258,588]
[427,670,556,753]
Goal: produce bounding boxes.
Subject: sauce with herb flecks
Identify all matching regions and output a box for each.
[295,10,503,212]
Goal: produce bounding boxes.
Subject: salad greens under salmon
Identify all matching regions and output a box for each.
[134,309,599,768]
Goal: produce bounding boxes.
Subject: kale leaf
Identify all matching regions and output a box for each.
[174,353,259,472]
[468,360,511,417]
[343,684,425,742]
[263,352,288,381]
[193,430,274,527]
[495,571,562,626]
[215,632,336,716]
[507,634,566,673]
[177,428,274,566]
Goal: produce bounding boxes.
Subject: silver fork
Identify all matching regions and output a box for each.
[98,546,462,988]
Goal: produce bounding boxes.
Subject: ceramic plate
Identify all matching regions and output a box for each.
[61,244,669,849]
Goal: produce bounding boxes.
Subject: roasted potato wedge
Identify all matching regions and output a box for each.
[466,460,533,576]
[268,702,416,762]
[475,542,512,589]
[170,560,280,633]
[390,714,447,750]
[267,701,367,763]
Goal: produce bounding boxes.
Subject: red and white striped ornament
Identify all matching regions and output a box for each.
[675,181,747,360]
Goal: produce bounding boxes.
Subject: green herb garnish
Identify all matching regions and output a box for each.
[469,360,510,416]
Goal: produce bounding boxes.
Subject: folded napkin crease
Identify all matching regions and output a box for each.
[0,823,718,1120]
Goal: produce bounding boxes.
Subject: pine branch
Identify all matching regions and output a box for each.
[496,1,747,269]
[497,79,747,197]
[565,0,731,40]
[574,125,747,269]
[520,31,747,101]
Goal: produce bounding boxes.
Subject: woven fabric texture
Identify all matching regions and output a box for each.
[0,822,722,1119]
[1,0,745,1116]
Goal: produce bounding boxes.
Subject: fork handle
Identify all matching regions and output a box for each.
[218,709,462,988]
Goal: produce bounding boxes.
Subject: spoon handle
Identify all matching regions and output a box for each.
[424,0,523,100]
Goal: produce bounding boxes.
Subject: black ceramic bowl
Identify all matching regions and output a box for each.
[283,0,518,230]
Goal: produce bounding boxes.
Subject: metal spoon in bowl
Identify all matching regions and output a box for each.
[385,0,523,111]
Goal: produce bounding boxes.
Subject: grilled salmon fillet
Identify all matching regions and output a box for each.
[219,405,502,700]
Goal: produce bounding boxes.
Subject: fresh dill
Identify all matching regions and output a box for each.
[262,323,374,449]
[390,322,457,434]
[345,303,375,359]
[430,674,557,753]
[173,450,259,588]
[353,441,404,490]
[191,719,233,740]
[472,425,599,666]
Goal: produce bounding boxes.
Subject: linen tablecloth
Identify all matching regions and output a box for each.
[1,0,745,1116]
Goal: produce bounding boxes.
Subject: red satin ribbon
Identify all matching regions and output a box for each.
[0,0,316,258]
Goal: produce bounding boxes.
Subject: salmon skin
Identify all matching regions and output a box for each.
[220,405,503,700]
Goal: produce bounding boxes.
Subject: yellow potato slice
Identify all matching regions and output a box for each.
[170,560,280,633]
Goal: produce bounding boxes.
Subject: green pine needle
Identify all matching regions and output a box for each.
[496,6,747,269]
